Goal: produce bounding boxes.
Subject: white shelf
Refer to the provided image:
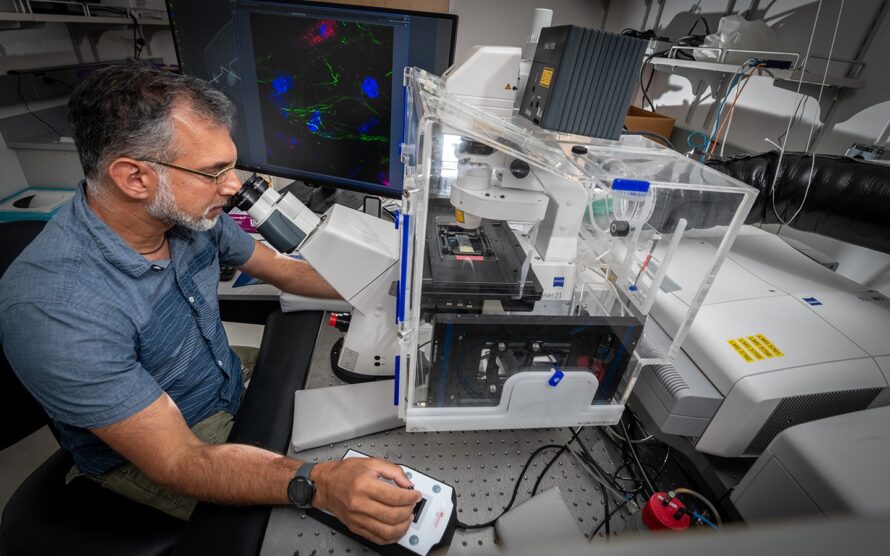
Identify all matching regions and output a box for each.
[648,57,863,90]
[0,11,168,26]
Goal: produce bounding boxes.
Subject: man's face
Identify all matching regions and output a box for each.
[146,106,240,231]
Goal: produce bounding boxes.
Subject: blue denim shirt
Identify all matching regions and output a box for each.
[0,182,255,475]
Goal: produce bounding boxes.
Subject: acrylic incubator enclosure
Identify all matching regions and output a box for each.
[393,67,757,432]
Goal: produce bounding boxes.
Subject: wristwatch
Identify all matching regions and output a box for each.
[287,462,317,509]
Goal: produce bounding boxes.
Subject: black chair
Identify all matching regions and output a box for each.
[0,220,185,556]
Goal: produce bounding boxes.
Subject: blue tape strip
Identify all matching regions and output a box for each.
[393,355,400,406]
[612,179,650,193]
[396,213,410,323]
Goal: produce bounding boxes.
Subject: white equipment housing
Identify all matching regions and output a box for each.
[397,63,756,432]
[442,45,520,118]
[633,226,890,457]
[731,406,890,520]
[298,204,401,377]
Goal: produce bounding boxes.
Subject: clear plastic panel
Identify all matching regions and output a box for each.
[397,68,757,431]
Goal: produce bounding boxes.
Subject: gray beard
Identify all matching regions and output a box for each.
[146,169,218,232]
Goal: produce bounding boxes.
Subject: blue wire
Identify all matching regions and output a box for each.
[687,131,710,149]
[692,511,719,530]
[706,60,759,150]
[708,73,744,145]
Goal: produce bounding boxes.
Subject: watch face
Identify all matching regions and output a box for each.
[289,476,313,507]
[295,479,311,503]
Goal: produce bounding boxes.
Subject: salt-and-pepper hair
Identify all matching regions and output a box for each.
[67,61,234,196]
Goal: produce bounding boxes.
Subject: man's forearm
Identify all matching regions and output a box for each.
[238,241,340,299]
[159,442,300,505]
[280,258,340,299]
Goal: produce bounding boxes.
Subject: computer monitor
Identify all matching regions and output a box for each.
[166,1,457,198]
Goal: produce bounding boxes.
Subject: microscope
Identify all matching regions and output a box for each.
[227,175,401,382]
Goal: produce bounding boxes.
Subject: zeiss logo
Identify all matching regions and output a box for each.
[553,277,565,287]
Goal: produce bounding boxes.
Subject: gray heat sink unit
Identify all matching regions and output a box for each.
[520,26,647,140]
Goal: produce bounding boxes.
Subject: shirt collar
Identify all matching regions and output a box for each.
[73,181,189,278]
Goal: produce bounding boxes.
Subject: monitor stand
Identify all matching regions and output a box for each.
[307,185,339,213]
[280,181,369,214]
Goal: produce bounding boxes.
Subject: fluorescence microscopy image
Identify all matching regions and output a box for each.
[250,13,394,187]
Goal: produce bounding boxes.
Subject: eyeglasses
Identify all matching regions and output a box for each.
[137,158,236,185]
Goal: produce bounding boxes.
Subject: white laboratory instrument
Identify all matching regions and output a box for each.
[396,60,757,432]
[731,406,890,520]
[515,8,553,110]
[238,48,757,432]
[632,226,890,457]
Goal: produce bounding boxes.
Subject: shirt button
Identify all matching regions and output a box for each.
[217,360,224,366]
[188,296,195,303]
[151,264,162,271]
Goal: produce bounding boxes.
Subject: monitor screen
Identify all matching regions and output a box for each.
[166,1,457,198]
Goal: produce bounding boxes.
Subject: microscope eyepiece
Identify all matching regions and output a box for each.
[226,174,270,212]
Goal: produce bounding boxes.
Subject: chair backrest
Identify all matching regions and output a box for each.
[1,220,53,450]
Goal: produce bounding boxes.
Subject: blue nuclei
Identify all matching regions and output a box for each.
[361,76,379,99]
[272,74,293,96]
[307,110,322,132]
[358,116,379,135]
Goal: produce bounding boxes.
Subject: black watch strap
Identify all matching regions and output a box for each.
[297,462,316,481]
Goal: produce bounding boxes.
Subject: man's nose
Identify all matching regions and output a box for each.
[218,171,242,196]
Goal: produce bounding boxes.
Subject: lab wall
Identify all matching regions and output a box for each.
[448,0,606,62]
[0,132,27,200]
[603,0,890,156]
[0,6,176,195]
[0,2,886,208]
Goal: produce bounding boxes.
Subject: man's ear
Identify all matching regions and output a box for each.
[106,157,153,201]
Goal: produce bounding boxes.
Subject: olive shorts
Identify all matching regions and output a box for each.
[65,345,257,521]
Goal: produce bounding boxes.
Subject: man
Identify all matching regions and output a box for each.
[0,61,419,546]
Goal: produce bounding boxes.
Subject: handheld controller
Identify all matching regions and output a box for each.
[308,450,457,556]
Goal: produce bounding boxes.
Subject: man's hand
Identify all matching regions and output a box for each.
[311,457,422,545]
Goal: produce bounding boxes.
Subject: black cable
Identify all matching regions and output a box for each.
[130,13,146,59]
[591,496,632,538]
[612,456,670,492]
[686,16,711,36]
[568,428,626,495]
[39,75,75,92]
[530,446,567,496]
[620,419,656,496]
[602,481,611,538]
[621,130,675,150]
[639,49,671,112]
[457,428,587,530]
[456,443,564,530]
[14,73,65,138]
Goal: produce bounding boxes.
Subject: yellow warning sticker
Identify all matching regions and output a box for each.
[747,336,775,358]
[727,334,784,362]
[539,67,554,87]
[454,209,465,223]
[756,334,785,357]
[727,339,753,363]
[738,337,765,361]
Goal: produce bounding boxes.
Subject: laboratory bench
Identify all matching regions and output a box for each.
[174,309,695,556]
